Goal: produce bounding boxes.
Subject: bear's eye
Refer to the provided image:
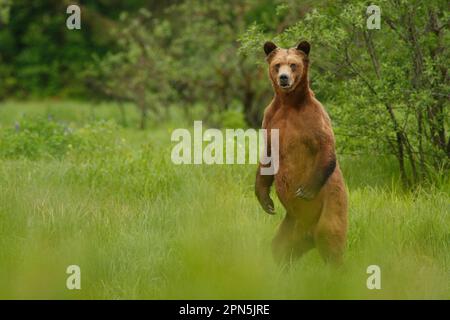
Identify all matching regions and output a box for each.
[290,64,297,70]
[274,63,281,71]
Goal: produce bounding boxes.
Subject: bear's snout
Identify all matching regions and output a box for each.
[279,74,290,87]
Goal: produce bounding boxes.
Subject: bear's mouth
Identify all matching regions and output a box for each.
[279,83,292,90]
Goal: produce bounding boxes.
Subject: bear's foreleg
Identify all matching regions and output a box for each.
[255,167,275,214]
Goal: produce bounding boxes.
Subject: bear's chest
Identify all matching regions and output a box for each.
[266,109,315,159]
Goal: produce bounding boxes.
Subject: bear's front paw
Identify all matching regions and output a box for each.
[295,185,316,200]
[257,195,275,215]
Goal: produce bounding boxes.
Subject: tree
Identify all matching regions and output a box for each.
[0,0,10,25]
[85,9,175,129]
[162,0,270,127]
[86,0,293,128]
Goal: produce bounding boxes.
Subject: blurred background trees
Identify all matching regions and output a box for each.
[0,0,448,185]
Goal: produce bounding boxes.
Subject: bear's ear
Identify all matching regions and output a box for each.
[296,40,310,56]
[264,41,278,56]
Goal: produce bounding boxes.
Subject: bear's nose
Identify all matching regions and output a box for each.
[279,74,289,85]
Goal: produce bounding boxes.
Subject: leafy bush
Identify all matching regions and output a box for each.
[0,116,77,159]
[0,116,125,161]
[220,109,247,129]
[68,120,123,160]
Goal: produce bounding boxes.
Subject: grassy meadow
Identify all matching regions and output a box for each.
[0,101,448,299]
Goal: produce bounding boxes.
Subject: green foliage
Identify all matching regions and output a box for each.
[0,114,122,161]
[0,116,76,159]
[220,109,248,129]
[0,0,10,24]
[86,0,289,128]
[0,0,160,98]
[1,0,448,185]
[84,8,176,129]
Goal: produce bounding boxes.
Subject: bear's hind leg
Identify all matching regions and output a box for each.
[272,214,314,266]
[313,198,347,265]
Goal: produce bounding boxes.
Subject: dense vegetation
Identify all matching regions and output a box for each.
[0,0,448,299]
[1,0,448,186]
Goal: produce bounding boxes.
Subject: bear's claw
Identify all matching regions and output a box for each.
[260,197,275,214]
[295,186,315,200]
[264,202,275,214]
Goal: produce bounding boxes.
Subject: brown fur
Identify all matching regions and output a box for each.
[255,41,348,265]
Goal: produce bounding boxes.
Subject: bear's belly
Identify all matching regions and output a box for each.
[273,140,324,222]
[274,165,324,227]
[274,137,313,194]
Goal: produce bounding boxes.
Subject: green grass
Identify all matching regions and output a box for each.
[0,101,448,299]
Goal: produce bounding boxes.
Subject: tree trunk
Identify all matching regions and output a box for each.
[395,132,409,187]
[139,105,147,130]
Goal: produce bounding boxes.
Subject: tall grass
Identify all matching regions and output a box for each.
[0,101,448,299]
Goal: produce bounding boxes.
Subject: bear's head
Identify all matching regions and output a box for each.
[264,40,310,93]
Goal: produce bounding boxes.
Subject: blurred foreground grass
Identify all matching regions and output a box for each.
[0,101,448,299]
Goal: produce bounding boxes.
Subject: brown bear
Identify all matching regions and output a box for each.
[255,40,348,265]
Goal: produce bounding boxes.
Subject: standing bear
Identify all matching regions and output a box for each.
[255,40,348,265]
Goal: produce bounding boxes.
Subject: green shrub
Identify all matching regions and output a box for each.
[0,116,77,159]
[0,116,125,161]
[220,109,247,129]
[68,120,122,160]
